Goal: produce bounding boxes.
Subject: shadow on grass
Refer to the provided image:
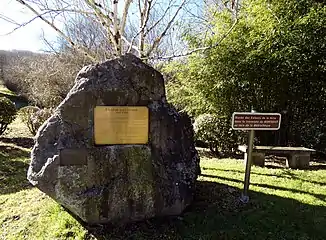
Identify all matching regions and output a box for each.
[0,137,34,149]
[0,145,32,194]
[308,165,326,170]
[203,166,326,186]
[200,174,326,203]
[79,180,326,240]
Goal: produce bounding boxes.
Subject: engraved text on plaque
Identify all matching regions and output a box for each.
[94,106,149,144]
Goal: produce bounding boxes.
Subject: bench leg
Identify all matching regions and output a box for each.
[286,153,310,169]
[245,152,265,167]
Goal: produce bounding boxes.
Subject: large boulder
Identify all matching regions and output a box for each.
[27,54,200,224]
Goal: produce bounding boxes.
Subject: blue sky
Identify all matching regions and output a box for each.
[0,0,58,52]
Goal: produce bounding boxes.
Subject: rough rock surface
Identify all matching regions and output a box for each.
[27,54,200,224]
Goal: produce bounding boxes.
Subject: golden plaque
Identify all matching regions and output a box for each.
[94,106,149,145]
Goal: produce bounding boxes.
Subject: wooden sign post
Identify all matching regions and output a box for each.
[232,111,281,203]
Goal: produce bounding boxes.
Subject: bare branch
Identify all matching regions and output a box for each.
[15,0,96,61]
[0,13,20,26]
[137,0,142,16]
[142,0,152,35]
[148,18,238,60]
[84,0,118,52]
[1,13,48,36]
[15,0,75,46]
[121,35,141,55]
[38,8,95,16]
[144,0,173,36]
[145,0,187,57]
[127,0,154,53]
[120,0,132,36]
[138,0,152,56]
[40,29,60,54]
[112,0,120,54]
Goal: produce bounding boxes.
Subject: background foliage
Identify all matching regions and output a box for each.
[166,0,326,153]
[18,106,52,135]
[1,50,91,108]
[194,114,245,156]
[0,97,16,135]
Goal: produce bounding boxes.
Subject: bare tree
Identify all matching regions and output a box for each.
[7,0,191,60]
[6,0,239,60]
[56,14,115,61]
[1,0,240,64]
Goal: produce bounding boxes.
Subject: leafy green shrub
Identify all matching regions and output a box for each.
[0,97,17,135]
[18,106,40,135]
[194,114,243,156]
[19,106,52,135]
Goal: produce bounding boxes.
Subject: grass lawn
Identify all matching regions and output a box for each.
[1,120,326,239]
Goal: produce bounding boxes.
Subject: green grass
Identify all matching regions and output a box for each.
[0,143,89,240]
[2,116,33,139]
[198,157,326,239]
[1,122,326,239]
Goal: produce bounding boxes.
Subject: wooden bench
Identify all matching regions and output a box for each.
[238,145,315,169]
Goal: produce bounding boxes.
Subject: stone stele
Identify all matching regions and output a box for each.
[27,54,200,225]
